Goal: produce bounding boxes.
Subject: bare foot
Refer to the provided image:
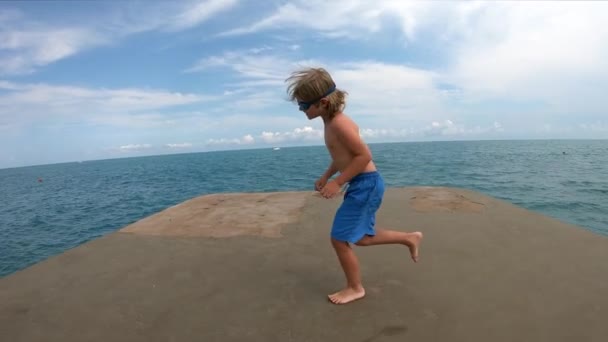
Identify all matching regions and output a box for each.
[406,232,423,262]
[328,287,366,305]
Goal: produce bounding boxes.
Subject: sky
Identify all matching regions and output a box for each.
[1,0,607,168]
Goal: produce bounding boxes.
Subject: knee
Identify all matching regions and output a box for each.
[331,237,349,250]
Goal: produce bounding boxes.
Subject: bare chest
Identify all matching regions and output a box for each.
[324,127,348,157]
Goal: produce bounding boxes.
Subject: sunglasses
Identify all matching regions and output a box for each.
[298,85,336,111]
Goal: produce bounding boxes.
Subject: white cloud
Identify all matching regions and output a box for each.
[0,27,107,75]
[0,1,243,75]
[358,120,504,140]
[206,134,256,146]
[186,48,324,112]
[231,90,282,109]
[0,80,214,127]
[186,49,309,84]
[215,0,608,120]
[205,120,507,149]
[203,126,323,148]
[331,62,444,121]
[188,48,445,124]
[242,134,255,144]
[218,0,432,40]
[166,0,240,31]
[422,119,501,137]
[260,126,323,144]
[166,143,193,148]
[428,120,465,136]
[0,80,22,90]
[359,128,411,139]
[444,2,608,104]
[119,143,152,151]
[207,138,241,145]
[248,45,273,54]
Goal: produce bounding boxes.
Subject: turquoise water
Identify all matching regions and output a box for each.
[1,140,607,277]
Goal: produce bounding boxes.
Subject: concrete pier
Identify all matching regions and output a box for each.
[1,187,607,341]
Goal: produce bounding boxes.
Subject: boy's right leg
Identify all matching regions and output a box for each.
[328,238,366,304]
[355,228,423,262]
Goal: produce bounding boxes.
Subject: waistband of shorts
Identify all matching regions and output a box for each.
[349,171,380,182]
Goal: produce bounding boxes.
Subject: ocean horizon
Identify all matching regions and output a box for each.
[4,137,605,171]
[1,139,607,277]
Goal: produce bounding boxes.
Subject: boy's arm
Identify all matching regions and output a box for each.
[321,161,338,180]
[333,123,372,187]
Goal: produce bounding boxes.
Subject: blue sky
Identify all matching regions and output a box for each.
[1,0,607,168]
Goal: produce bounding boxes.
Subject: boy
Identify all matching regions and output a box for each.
[286,67,423,305]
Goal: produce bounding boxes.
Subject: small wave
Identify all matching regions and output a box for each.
[577,188,608,195]
[527,200,600,212]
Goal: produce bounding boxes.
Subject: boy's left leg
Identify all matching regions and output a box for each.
[356,228,423,262]
[328,238,366,304]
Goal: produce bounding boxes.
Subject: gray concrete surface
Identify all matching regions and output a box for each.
[1,187,607,342]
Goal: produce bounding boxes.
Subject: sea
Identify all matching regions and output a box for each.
[1,139,607,277]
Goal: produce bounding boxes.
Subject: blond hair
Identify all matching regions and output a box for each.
[285,67,347,117]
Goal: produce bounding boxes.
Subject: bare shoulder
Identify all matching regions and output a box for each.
[328,113,366,151]
[328,113,359,133]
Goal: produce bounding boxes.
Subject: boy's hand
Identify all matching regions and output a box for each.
[320,181,341,198]
[315,177,328,191]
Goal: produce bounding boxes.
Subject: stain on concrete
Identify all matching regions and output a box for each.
[362,325,408,342]
[120,191,310,238]
[410,187,485,213]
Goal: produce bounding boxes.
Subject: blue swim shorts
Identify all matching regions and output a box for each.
[331,171,385,244]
